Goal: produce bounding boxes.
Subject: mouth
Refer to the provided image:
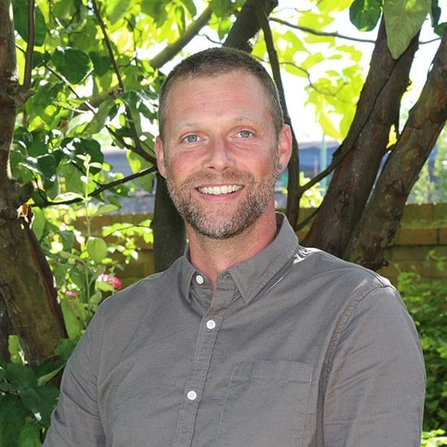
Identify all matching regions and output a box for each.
[197,185,243,196]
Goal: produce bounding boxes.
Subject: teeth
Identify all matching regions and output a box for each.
[198,185,242,195]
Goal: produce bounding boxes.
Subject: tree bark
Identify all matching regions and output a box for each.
[152,174,186,273]
[346,29,447,269]
[223,0,278,51]
[303,19,419,258]
[0,0,66,366]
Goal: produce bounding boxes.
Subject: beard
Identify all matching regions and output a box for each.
[166,165,279,240]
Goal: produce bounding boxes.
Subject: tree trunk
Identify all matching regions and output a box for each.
[152,174,186,273]
[346,28,447,269]
[0,0,66,367]
[303,19,419,259]
[223,0,278,51]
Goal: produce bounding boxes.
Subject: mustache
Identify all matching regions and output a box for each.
[169,169,256,188]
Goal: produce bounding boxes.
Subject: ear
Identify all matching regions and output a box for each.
[155,136,167,178]
[277,124,292,172]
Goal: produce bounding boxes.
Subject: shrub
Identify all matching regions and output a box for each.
[398,260,447,431]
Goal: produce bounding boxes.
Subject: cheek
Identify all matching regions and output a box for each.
[164,153,197,180]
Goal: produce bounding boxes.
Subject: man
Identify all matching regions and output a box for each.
[45,47,425,446]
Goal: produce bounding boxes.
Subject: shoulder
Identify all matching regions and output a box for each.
[295,245,392,290]
[94,256,184,323]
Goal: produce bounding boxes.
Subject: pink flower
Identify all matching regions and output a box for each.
[98,273,122,290]
[65,290,78,298]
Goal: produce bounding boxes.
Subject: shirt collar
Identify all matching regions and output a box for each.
[180,213,299,305]
[228,213,299,304]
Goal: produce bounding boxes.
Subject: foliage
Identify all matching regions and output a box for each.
[34,155,153,340]
[398,254,447,431]
[408,127,447,203]
[422,430,447,447]
[0,339,75,446]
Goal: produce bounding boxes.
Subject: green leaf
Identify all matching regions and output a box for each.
[37,154,58,184]
[89,51,112,76]
[350,0,383,31]
[0,394,27,446]
[106,0,131,24]
[53,192,84,202]
[127,150,156,193]
[60,296,85,341]
[384,0,431,59]
[318,0,354,13]
[92,204,120,217]
[84,99,117,136]
[52,47,92,84]
[8,336,25,366]
[5,363,38,390]
[141,0,167,25]
[87,237,108,263]
[180,0,197,16]
[18,424,42,447]
[210,0,235,16]
[20,385,59,427]
[13,0,47,46]
[30,208,46,242]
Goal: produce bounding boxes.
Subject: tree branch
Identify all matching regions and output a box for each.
[253,5,302,228]
[270,17,377,44]
[34,165,158,208]
[223,0,278,51]
[149,6,213,69]
[90,0,147,158]
[23,0,35,89]
[346,28,447,269]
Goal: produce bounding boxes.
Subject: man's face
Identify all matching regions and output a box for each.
[155,70,291,240]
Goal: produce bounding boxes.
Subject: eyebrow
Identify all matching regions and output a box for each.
[171,114,265,133]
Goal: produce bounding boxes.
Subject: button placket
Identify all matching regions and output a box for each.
[173,281,234,446]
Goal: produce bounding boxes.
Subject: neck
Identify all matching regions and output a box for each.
[187,210,279,291]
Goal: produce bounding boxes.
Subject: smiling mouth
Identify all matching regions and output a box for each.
[197,185,243,195]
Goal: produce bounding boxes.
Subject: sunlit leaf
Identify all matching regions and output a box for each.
[141,0,167,25]
[181,0,197,17]
[84,99,117,136]
[87,237,108,263]
[106,0,131,25]
[384,0,431,58]
[127,150,156,193]
[318,0,354,13]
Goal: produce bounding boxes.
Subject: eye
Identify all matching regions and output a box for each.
[183,134,199,143]
[238,130,253,139]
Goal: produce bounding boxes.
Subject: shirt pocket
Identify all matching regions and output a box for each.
[215,360,313,447]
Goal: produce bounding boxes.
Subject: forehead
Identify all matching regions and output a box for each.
[166,69,267,100]
[163,70,272,120]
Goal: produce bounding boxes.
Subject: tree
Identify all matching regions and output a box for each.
[0,0,446,369]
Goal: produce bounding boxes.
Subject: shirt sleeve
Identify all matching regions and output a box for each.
[44,310,106,446]
[321,284,426,447]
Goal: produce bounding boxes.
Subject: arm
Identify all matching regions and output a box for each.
[44,312,105,446]
[322,285,426,446]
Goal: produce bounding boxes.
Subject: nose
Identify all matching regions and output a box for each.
[203,136,235,171]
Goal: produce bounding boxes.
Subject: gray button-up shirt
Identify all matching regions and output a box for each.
[45,214,425,446]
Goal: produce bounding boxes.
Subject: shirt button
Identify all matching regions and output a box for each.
[187,390,197,401]
[195,275,204,285]
[206,320,216,330]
